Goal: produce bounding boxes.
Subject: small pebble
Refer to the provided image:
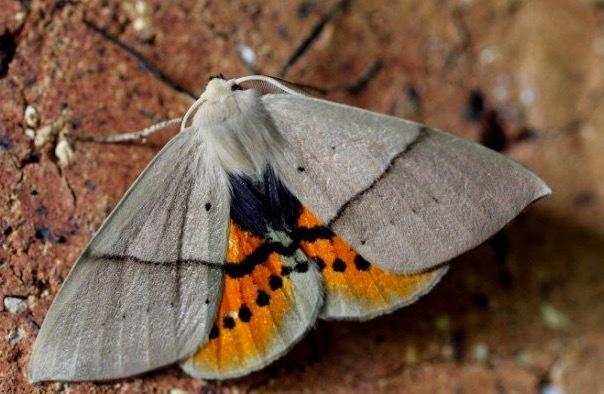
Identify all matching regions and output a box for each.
[540,384,566,394]
[133,18,148,32]
[541,303,572,331]
[520,88,536,105]
[55,138,74,165]
[24,105,39,128]
[238,44,257,66]
[14,11,26,23]
[441,343,454,360]
[27,295,37,308]
[34,125,53,148]
[516,350,535,367]
[25,127,35,139]
[479,46,499,64]
[471,342,489,364]
[134,0,146,13]
[3,296,27,314]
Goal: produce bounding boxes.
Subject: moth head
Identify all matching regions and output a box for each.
[187,77,253,129]
[200,77,235,103]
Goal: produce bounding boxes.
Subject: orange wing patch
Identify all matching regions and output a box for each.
[296,208,447,320]
[183,221,321,379]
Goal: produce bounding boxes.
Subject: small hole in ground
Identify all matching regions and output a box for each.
[0,31,17,78]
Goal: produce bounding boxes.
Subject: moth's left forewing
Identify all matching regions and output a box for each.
[29,128,230,382]
[263,94,550,274]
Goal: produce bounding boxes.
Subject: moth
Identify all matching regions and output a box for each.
[29,75,550,382]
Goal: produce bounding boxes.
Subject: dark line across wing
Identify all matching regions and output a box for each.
[93,223,336,279]
[92,253,224,268]
[224,241,296,278]
[327,126,429,228]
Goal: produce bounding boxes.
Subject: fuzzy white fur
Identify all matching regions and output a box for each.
[191,78,288,179]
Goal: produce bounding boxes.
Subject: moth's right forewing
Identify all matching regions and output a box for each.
[264,94,550,274]
[29,128,230,383]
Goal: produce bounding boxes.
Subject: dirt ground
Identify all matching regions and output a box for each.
[1,0,603,393]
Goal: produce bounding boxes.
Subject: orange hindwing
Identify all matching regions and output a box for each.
[295,208,447,320]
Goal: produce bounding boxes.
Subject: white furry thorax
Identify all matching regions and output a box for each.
[189,78,286,178]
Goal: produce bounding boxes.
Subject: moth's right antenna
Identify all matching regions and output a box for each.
[233,75,306,95]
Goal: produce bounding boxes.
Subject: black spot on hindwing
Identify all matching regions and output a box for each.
[332,258,347,272]
[223,315,236,329]
[269,274,283,290]
[209,324,219,339]
[354,255,371,271]
[256,290,271,307]
[238,304,252,322]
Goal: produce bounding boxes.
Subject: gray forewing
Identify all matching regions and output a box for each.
[263,94,550,273]
[29,127,230,382]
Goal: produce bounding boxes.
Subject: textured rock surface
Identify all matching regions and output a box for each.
[1,0,603,393]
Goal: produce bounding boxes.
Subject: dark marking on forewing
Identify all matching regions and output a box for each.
[327,126,429,227]
[96,242,295,280]
[93,253,224,269]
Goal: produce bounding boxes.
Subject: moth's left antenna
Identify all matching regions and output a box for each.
[69,118,182,144]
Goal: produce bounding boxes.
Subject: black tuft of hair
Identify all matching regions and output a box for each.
[263,166,302,230]
[228,174,269,235]
[228,166,303,236]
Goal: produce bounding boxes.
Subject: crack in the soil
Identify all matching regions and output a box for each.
[276,0,351,78]
[50,152,77,210]
[82,19,197,100]
[442,6,473,74]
